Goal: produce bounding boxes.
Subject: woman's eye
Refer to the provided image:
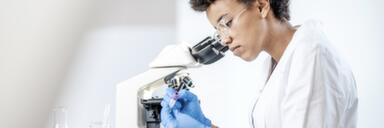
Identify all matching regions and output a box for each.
[225,19,233,27]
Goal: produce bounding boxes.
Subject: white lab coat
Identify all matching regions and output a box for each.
[249,20,358,128]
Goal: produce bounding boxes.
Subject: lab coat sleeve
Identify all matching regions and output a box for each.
[281,43,345,128]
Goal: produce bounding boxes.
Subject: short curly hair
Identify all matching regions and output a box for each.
[189,0,290,22]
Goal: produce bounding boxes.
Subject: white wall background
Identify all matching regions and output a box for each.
[176,0,384,127]
[0,0,98,128]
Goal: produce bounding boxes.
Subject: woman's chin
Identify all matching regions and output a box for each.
[239,53,259,62]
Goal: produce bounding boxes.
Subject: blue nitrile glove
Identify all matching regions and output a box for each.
[161,88,212,128]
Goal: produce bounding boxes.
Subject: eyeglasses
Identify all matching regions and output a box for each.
[215,6,247,45]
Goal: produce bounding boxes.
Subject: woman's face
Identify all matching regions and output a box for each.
[206,0,269,61]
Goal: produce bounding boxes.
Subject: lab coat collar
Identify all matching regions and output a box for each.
[258,20,324,91]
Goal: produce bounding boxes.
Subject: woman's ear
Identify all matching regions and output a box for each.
[257,0,271,18]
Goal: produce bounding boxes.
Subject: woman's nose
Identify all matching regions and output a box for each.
[221,36,232,46]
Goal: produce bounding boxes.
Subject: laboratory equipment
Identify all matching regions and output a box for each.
[116,35,228,128]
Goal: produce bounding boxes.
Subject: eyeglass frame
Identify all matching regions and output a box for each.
[214,6,247,44]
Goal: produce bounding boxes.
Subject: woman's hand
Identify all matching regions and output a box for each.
[160,88,212,128]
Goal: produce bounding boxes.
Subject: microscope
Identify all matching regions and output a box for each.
[116,35,228,128]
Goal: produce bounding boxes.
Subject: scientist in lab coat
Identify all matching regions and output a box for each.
[160,0,358,127]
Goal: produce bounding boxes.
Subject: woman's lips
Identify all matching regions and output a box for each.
[230,46,241,55]
[230,45,240,52]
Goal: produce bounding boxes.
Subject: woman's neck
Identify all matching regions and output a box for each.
[264,21,296,62]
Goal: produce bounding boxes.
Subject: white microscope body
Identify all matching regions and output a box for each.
[116,36,228,128]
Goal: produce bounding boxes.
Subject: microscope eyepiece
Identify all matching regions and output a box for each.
[191,36,229,65]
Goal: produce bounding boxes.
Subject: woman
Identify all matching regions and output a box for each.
[161,0,358,127]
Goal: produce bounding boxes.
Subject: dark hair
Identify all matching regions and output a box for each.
[189,0,290,22]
